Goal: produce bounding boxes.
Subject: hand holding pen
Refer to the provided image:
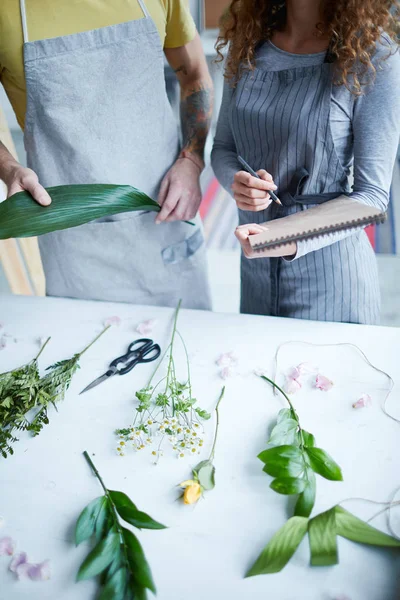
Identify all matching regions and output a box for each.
[231,155,282,212]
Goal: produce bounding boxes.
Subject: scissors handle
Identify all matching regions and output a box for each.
[109,338,161,376]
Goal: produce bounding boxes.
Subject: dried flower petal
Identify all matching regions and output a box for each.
[254,367,268,377]
[103,316,121,327]
[220,366,234,380]
[315,374,334,391]
[297,362,318,375]
[288,366,302,380]
[27,560,51,581]
[9,552,28,573]
[0,536,15,556]
[216,352,238,368]
[352,394,372,409]
[284,377,302,395]
[136,319,156,335]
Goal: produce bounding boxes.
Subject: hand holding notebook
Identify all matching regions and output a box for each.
[248,197,386,252]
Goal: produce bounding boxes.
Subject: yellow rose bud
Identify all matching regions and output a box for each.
[182,482,202,505]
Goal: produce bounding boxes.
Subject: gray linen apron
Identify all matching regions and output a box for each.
[20,0,211,310]
[231,57,380,324]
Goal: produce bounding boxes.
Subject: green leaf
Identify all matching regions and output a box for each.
[109,489,166,530]
[308,507,338,566]
[268,419,298,446]
[75,496,107,546]
[194,460,216,491]
[0,184,160,239]
[270,477,306,495]
[77,532,120,581]
[306,447,343,481]
[335,506,400,547]
[294,470,316,518]
[95,501,114,541]
[109,491,137,512]
[195,407,211,420]
[122,527,156,593]
[258,445,302,464]
[262,457,304,479]
[98,568,127,600]
[301,430,315,448]
[245,516,309,576]
[276,408,292,423]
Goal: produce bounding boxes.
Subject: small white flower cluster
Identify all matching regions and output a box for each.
[116,418,204,463]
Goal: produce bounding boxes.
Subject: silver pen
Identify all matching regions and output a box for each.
[237,155,282,206]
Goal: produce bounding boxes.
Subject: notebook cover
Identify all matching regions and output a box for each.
[249,197,387,251]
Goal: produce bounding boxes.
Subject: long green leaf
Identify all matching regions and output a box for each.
[110,490,166,530]
[262,455,304,479]
[335,506,400,547]
[294,470,316,518]
[77,532,120,581]
[309,507,338,566]
[306,447,343,481]
[301,430,315,448]
[98,568,127,600]
[0,185,159,239]
[245,516,309,576]
[75,496,106,546]
[270,477,306,495]
[122,527,156,593]
[258,445,302,463]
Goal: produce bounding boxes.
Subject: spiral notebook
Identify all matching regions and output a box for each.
[249,197,387,251]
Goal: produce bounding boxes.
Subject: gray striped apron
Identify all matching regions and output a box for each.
[231,59,380,324]
[20,0,211,310]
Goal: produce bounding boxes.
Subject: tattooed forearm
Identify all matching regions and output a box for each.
[180,80,214,162]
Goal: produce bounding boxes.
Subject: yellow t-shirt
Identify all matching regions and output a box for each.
[0,0,196,129]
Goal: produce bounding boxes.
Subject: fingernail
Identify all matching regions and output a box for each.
[272,185,278,190]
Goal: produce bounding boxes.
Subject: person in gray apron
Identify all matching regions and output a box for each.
[212,1,400,325]
[0,0,212,309]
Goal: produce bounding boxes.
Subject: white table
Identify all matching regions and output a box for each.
[0,295,399,600]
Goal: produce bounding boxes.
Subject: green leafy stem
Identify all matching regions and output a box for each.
[246,504,400,577]
[76,451,167,599]
[259,376,342,518]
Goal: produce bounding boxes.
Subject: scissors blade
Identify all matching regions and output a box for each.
[79,372,113,395]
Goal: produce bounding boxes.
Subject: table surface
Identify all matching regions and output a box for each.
[0,295,399,600]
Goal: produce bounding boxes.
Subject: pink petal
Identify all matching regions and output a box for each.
[296,362,318,375]
[220,366,234,380]
[216,352,238,367]
[352,394,372,409]
[15,563,32,579]
[27,560,51,581]
[103,316,121,327]
[284,377,302,395]
[288,366,302,380]
[9,552,28,573]
[254,367,268,377]
[315,374,334,391]
[136,319,156,335]
[0,536,15,556]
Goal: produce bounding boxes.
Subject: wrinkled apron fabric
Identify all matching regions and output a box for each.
[231,62,380,324]
[21,0,211,309]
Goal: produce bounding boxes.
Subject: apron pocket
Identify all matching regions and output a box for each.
[162,228,204,265]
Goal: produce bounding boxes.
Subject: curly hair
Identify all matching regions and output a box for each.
[216,0,400,94]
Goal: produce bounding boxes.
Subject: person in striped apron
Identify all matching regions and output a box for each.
[212,0,400,324]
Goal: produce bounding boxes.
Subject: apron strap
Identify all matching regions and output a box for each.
[137,0,150,18]
[19,0,29,43]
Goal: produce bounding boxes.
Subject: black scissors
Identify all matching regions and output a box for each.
[79,338,161,395]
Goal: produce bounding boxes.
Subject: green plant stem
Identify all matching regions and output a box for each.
[34,336,51,361]
[260,375,310,483]
[164,301,181,415]
[209,386,225,461]
[83,451,130,567]
[78,325,110,357]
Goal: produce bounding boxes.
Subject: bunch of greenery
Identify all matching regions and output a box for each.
[76,451,166,599]
[246,375,400,576]
[116,302,211,462]
[0,327,109,458]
